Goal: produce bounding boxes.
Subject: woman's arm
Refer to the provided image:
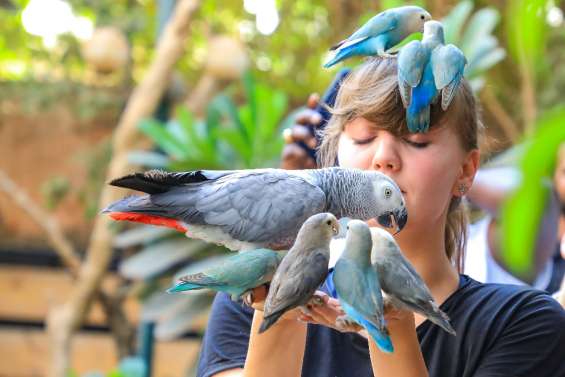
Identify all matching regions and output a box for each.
[303,294,429,377]
[367,310,428,377]
[243,286,308,377]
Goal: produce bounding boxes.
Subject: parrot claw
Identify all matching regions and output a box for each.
[335,315,362,332]
[243,291,254,307]
[308,293,326,307]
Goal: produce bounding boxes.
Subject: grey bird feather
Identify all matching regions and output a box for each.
[370,227,456,335]
[258,213,339,333]
[103,167,407,251]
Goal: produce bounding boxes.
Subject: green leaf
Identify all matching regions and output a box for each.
[501,107,565,278]
[113,225,176,249]
[127,150,170,169]
[154,294,212,340]
[506,0,548,66]
[120,239,210,279]
[442,1,474,44]
[138,119,188,160]
[460,7,500,56]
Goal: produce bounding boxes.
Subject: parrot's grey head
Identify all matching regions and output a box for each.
[368,173,408,234]
[423,20,445,43]
[299,212,340,243]
[398,6,432,34]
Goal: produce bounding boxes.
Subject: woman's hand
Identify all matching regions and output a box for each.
[280,93,323,170]
[296,292,415,335]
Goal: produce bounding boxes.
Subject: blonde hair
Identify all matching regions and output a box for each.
[317,57,482,271]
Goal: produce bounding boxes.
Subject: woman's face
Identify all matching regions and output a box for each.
[337,117,478,233]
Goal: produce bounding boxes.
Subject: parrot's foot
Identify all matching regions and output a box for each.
[335,315,362,332]
[308,293,327,307]
[379,52,398,58]
[243,291,254,307]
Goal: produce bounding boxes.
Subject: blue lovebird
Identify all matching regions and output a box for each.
[333,220,393,353]
[324,6,431,68]
[398,20,467,132]
[167,248,285,301]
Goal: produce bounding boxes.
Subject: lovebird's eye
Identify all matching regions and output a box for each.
[420,14,425,20]
[326,220,332,225]
[384,188,392,199]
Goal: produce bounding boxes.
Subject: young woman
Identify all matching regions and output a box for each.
[196,57,565,377]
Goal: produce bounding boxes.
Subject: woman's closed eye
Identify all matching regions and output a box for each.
[403,138,429,149]
[352,136,376,145]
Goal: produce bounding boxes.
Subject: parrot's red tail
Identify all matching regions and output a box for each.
[108,212,188,233]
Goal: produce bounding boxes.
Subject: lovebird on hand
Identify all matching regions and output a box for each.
[167,248,286,302]
[333,220,393,353]
[324,5,431,68]
[370,227,456,335]
[259,213,339,333]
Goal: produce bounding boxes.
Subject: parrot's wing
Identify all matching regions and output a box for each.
[181,249,277,288]
[116,169,327,247]
[378,253,433,307]
[331,11,398,51]
[397,40,427,108]
[334,259,383,321]
[431,44,467,110]
[264,250,329,316]
[193,171,326,244]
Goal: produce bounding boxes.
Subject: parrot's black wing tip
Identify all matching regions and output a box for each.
[108,170,212,194]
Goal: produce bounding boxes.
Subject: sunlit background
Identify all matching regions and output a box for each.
[0,0,564,376]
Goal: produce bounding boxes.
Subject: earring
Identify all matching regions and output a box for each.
[458,183,467,195]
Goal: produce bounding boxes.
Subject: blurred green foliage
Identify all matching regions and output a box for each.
[501,107,565,278]
[133,71,287,170]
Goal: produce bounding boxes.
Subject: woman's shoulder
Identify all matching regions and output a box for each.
[446,274,565,326]
[420,275,565,377]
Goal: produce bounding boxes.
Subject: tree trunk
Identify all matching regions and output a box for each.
[46,1,202,376]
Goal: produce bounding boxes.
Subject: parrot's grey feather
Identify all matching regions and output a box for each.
[431,44,466,110]
[264,250,329,317]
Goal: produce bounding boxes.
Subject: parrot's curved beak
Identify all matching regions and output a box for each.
[332,224,339,235]
[377,208,408,234]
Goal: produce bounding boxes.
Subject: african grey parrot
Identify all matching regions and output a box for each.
[103,167,407,251]
[259,213,338,333]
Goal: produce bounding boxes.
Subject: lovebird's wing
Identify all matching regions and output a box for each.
[331,10,398,52]
[431,44,467,110]
[334,258,385,325]
[397,40,428,108]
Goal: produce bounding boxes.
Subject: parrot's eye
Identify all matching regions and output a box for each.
[384,187,392,199]
[326,220,332,226]
[420,14,425,20]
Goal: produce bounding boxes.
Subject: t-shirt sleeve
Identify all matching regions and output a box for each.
[473,293,565,377]
[196,292,254,377]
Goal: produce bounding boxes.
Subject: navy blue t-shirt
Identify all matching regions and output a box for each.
[196,274,565,377]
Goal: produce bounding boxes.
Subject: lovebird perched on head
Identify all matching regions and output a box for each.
[369,227,456,335]
[167,248,285,302]
[333,220,393,353]
[103,167,407,251]
[259,213,339,333]
[324,5,431,68]
[397,20,467,132]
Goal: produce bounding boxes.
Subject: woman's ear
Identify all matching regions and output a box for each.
[452,149,480,197]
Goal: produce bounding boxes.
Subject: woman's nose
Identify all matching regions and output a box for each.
[370,133,401,172]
